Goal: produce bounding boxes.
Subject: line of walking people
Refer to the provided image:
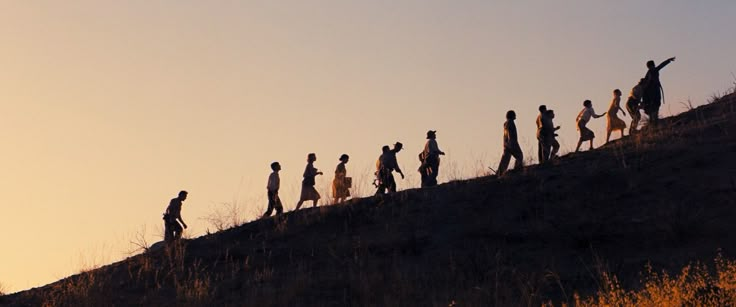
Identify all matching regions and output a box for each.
[163,57,675,242]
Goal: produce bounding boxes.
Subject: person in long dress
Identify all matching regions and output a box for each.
[575,100,606,152]
[296,153,323,210]
[606,89,627,143]
[332,154,351,204]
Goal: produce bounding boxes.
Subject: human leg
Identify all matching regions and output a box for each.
[497,148,511,175]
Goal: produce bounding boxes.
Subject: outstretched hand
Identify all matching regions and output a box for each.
[668,56,676,62]
[317,171,324,176]
[400,173,405,179]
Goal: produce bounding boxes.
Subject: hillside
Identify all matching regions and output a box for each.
[3,92,736,306]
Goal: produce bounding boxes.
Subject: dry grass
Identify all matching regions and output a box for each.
[566,254,736,306]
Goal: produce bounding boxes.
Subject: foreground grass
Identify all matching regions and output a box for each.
[566,254,736,306]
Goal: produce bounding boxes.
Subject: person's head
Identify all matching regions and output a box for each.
[546,109,555,118]
[382,145,390,153]
[539,105,547,113]
[178,190,188,201]
[646,60,655,69]
[307,153,316,163]
[613,89,622,97]
[339,154,349,163]
[426,130,437,139]
[393,142,403,152]
[270,162,281,171]
[583,100,592,107]
[506,110,516,120]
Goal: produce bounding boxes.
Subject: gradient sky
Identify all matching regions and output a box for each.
[1,1,735,292]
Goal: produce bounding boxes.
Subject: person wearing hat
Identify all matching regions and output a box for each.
[332,154,351,203]
[497,110,524,175]
[420,130,445,187]
[376,142,404,194]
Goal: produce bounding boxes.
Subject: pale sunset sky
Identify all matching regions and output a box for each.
[1,1,735,292]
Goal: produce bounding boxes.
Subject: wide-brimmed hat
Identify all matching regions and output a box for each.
[426,130,437,139]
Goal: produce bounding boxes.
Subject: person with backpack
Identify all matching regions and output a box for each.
[376,143,404,195]
[626,79,645,135]
[575,100,606,152]
[296,153,323,210]
[497,110,524,175]
[642,57,676,125]
[419,130,445,187]
[262,162,283,218]
[163,190,188,242]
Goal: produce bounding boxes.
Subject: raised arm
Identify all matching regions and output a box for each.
[656,57,676,71]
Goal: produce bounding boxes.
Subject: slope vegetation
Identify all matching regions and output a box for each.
[3,92,736,306]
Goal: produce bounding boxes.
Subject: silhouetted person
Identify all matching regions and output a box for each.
[642,57,676,125]
[497,110,524,175]
[332,154,351,203]
[626,78,645,135]
[164,190,188,242]
[576,100,606,152]
[606,89,627,143]
[536,105,548,163]
[419,130,445,187]
[376,143,404,195]
[542,109,561,160]
[375,145,390,194]
[296,153,323,210]
[262,162,283,218]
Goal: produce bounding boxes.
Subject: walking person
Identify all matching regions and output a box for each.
[419,130,445,187]
[332,154,351,204]
[642,57,676,125]
[626,79,645,135]
[375,143,404,195]
[542,109,561,160]
[163,190,189,243]
[575,100,606,152]
[536,105,549,163]
[497,111,524,175]
[262,162,283,218]
[296,153,323,210]
[605,89,627,143]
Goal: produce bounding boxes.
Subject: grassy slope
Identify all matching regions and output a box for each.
[3,93,736,306]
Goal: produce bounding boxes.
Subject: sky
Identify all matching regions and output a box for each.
[1,0,735,292]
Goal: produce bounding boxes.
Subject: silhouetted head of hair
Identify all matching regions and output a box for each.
[307,153,316,162]
[583,100,592,107]
[178,190,188,200]
[647,60,655,68]
[614,89,622,96]
[339,154,349,162]
[382,145,390,153]
[270,162,280,171]
[506,110,516,120]
[426,130,436,139]
[546,110,555,118]
[539,105,547,112]
[394,142,403,150]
